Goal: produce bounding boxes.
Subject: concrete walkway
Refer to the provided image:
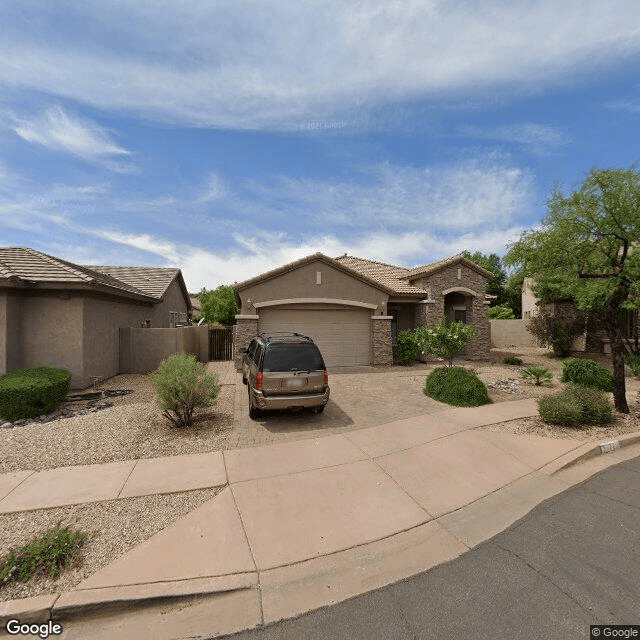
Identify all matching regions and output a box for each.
[2,398,640,640]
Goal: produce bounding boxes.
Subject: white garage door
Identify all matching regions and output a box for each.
[259,308,371,367]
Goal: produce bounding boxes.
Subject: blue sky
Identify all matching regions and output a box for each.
[2,1,640,291]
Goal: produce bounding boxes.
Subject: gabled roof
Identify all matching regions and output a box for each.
[334,255,427,294]
[406,255,493,279]
[0,247,190,308]
[85,265,182,299]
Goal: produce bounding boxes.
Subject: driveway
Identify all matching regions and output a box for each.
[229,364,451,449]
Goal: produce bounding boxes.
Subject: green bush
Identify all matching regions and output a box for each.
[0,367,72,421]
[424,366,492,407]
[560,358,613,391]
[1,526,86,585]
[625,353,640,376]
[151,354,220,427]
[538,383,613,427]
[486,304,516,319]
[396,330,419,366]
[503,356,523,365]
[526,309,586,357]
[520,365,553,386]
[415,319,476,367]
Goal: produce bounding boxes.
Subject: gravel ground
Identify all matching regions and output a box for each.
[0,487,221,602]
[1,374,234,473]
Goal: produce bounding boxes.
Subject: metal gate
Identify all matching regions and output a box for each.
[209,326,234,361]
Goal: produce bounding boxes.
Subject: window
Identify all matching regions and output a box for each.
[454,309,467,323]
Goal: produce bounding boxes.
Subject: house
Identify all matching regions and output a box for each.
[0,247,191,388]
[232,252,493,369]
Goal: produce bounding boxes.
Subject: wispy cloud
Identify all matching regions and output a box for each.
[461,123,569,155]
[0,1,639,129]
[10,106,134,171]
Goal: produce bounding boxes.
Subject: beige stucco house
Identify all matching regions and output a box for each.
[233,252,493,369]
[0,247,191,388]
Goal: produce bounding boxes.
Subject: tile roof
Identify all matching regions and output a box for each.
[85,266,180,299]
[0,247,181,302]
[333,255,428,295]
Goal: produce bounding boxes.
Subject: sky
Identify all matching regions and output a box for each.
[1,1,640,292]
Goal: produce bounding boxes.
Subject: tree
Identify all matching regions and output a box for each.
[415,319,476,367]
[505,165,640,413]
[486,304,516,319]
[197,285,240,326]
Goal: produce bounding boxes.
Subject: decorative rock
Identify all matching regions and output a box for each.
[0,422,13,429]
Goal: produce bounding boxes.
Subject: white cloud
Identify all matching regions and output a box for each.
[0,1,639,129]
[461,123,569,155]
[11,106,134,170]
[199,172,228,202]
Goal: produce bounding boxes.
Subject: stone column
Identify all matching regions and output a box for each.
[233,315,259,370]
[464,299,490,359]
[371,316,393,366]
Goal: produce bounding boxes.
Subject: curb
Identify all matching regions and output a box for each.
[553,430,640,472]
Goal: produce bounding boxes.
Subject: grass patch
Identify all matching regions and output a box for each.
[424,366,492,407]
[1,526,86,585]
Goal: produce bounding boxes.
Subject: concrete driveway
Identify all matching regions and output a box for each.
[230,364,451,449]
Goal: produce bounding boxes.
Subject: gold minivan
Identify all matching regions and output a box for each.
[242,333,330,419]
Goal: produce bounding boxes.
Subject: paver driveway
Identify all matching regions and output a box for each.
[229,364,452,448]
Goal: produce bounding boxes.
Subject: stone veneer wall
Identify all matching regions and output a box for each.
[233,316,258,370]
[372,317,393,365]
[411,263,491,360]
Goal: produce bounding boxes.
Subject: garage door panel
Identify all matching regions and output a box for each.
[259,308,371,367]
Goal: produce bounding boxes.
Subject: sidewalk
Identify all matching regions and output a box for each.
[1,398,639,639]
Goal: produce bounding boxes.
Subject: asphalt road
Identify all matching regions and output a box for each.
[217,455,640,640]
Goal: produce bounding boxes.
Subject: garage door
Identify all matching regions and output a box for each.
[258,308,371,367]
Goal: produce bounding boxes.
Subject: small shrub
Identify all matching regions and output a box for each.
[526,309,586,357]
[520,366,553,386]
[151,354,220,427]
[0,367,71,421]
[503,356,523,365]
[415,320,476,367]
[538,383,613,427]
[625,353,640,376]
[396,330,419,366]
[424,366,492,407]
[486,304,516,319]
[561,358,613,392]
[1,526,86,585]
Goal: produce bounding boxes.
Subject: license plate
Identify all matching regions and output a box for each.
[286,377,306,388]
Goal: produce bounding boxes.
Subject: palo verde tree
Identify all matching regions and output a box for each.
[505,165,640,413]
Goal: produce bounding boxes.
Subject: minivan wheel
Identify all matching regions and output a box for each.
[313,405,325,414]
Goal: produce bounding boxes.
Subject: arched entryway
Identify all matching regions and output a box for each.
[444,290,471,324]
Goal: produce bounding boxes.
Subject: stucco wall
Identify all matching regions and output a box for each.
[119,325,209,374]
[0,293,22,376]
[237,260,388,314]
[490,319,538,348]
[19,296,84,387]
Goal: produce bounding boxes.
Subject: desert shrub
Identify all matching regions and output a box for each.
[503,356,523,365]
[561,358,613,392]
[625,353,640,376]
[520,366,553,385]
[424,366,492,407]
[396,330,419,366]
[486,305,516,319]
[415,320,476,367]
[538,383,613,427]
[1,526,86,585]
[526,309,586,357]
[151,354,220,427]
[0,367,71,421]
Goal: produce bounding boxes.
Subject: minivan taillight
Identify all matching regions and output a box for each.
[256,372,263,389]
[323,372,328,385]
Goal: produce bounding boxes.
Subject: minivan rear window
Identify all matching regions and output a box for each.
[262,343,325,372]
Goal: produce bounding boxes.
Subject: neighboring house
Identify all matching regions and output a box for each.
[0,247,191,388]
[232,252,492,369]
[189,293,202,319]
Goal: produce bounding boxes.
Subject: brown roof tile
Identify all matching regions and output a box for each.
[333,255,428,295]
[86,266,180,299]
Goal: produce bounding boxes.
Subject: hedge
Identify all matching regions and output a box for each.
[0,367,72,421]
[424,366,492,407]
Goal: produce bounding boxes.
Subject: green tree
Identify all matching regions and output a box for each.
[460,250,506,299]
[505,165,640,413]
[197,285,240,326]
[486,304,516,319]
